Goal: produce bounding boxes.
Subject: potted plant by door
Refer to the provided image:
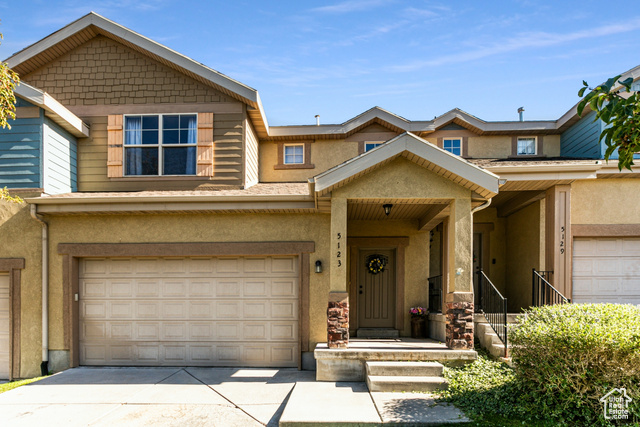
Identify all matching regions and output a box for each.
[410,306,428,338]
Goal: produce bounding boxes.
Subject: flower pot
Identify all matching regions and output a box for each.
[410,317,427,338]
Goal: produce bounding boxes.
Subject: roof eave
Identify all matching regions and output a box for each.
[15,83,90,137]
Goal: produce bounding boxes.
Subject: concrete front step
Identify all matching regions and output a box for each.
[367,375,449,393]
[315,342,477,382]
[356,328,400,339]
[366,361,444,377]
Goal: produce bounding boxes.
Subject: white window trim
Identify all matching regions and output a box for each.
[123,113,198,176]
[442,137,463,156]
[283,143,305,165]
[364,141,384,152]
[516,136,537,156]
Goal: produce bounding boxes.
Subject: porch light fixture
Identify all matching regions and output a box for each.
[315,260,323,273]
[383,204,393,216]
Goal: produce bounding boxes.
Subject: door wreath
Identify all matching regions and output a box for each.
[366,254,388,275]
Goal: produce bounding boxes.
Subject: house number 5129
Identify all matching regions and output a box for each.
[559,226,565,254]
[336,233,342,267]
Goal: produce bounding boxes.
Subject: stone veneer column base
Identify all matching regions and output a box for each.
[445,301,474,349]
[327,292,349,349]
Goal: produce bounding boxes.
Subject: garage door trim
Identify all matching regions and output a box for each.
[59,242,314,368]
[0,258,25,381]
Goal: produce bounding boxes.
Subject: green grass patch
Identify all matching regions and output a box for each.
[0,376,47,394]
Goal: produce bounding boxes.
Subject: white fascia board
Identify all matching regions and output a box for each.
[6,13,260,107]
[15,83,89,137]
[496,171,599,181]
[486,163,602,174]
[314,132,500,194]
[32,200,316,214]
[26,193,313,205]
[596,165,640,175]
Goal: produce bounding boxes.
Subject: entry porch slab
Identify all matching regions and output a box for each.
[315,339,477,381]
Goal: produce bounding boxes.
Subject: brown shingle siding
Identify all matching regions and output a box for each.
[23,36,230,107]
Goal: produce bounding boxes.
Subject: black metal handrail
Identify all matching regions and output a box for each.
[477,269,508,357]
[532,269,570,306]
[428,274,443,313]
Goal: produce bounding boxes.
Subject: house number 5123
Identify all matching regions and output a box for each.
[336,233,342,267]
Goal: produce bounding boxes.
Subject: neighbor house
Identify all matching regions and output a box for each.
[1,13,638,381]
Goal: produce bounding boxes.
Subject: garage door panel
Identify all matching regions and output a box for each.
[80,256,299,367]
[622,238,640,254]
[623,259,640,274]
[573,237,640,303]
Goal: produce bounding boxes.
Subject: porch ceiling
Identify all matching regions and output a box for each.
[347,199,451,231]
[491,190,546,217]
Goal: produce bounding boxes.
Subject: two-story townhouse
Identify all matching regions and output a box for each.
[0,13,638,381]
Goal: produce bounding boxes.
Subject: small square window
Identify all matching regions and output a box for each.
[284,144,304,164]
[517,137,536,155]
[365,142,383,152]
[443,138,462,156]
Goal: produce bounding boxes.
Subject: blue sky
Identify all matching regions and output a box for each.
[1,1,639,126]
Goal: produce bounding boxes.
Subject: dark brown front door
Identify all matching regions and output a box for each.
[357,249,396,328]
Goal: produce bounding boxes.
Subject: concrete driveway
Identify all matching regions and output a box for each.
[0,367,315,427]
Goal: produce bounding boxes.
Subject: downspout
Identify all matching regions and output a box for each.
[471,198,491,214]
[30,204,49,376]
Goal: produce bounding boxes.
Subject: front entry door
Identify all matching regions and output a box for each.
[357,249,396,328]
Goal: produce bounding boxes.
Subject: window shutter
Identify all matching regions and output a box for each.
[107,115,123,177]
[197,113,214,176]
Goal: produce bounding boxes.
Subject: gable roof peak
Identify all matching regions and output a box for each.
[5,12,269,134]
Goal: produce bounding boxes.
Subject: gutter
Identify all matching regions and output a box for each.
[30,204,49,376]
[26,193,313,205]
[484,161,602,174]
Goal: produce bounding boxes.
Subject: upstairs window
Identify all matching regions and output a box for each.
[365,142,383,152]
[443,138,462,156]
[517,137,537,155]
[124,114,197,176]
[284,144,304,164]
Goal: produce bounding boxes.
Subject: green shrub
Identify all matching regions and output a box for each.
[510,303,640,425]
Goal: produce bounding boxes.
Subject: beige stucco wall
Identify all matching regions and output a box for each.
[45,213,332,359]
[0,198,44,379]
[468,136,512,159]
[572,178,640,224]
[505,200,545,311]
[544,135,561,157]
[259,139,359,182]
[473,207,507,294]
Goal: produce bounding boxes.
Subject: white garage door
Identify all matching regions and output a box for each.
[79,256,299,367]
[573,237,640,304]
[0,273,9,379]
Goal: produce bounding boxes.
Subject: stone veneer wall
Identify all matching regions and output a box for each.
[327,300,349,348]
[445,301,474,349]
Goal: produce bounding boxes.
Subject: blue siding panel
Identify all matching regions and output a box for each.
[43,118,77,194]
[0,109,43,189]
[560,111,601,158]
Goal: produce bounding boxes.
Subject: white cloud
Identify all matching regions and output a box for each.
[310,0,392,14]
[389,17,640,72]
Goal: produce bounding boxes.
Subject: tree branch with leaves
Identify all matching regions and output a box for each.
[0,186,22,203]
[578,76,639,171]
[0,31,20,129]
